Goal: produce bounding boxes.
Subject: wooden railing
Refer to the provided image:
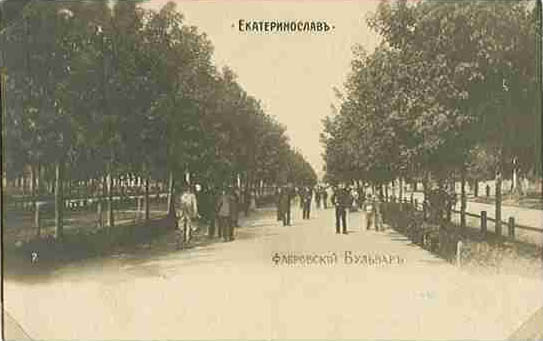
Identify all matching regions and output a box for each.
[391,196,543,240]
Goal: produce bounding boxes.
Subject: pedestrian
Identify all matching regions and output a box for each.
[359,191,366,210]
[217,188,231,242]
[279,186,292,226]
[331,185,351,234]
[374,195,383,231]
[322,188,328,209]
[357,187,365,209]
[207,185,219,238]
[228,190,238,241]
[350,188,359,212]
[302,187,312,219]
[177,184,199,247]
[315,188,321,209]
[276,187,283,222]
[231,187,240,227]
[365,194,374,230]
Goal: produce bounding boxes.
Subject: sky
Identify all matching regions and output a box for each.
[142,0,381,178]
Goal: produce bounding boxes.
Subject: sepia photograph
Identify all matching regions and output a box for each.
[0,0,542,339]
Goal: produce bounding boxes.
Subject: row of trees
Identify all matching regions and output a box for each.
[321,0,540,230]
[1,0,317,238]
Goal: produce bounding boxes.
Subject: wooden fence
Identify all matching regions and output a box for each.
[392,196,543,241]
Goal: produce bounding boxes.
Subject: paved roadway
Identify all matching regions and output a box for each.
[4,206,543,340]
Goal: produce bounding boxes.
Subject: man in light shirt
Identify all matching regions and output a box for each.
[177,184,199,246]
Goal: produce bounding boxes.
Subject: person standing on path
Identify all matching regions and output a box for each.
[373,195,383,231]
[206,185,219,238]
[331,185,351,234]
[315,188,322,209]
[275,187,283,222]
[177,184,199,246]
[365,194,375,230]
[302,187,312,219]
[298,187,304,209]
[322,188,328,209]
[228,189,238,241]
[231,187,240,227]
[279,186,292,226]
[217,188,232,242]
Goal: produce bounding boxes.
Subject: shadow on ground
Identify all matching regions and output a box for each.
[4,209,276,283]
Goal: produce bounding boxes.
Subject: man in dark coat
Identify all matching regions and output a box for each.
[275,187,283,221]
[302,187,312,219]
[279,186,292,226]
[231,187,240,227]
[331,185,351,234]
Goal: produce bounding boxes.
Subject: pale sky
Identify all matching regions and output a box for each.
[142,0,381,178]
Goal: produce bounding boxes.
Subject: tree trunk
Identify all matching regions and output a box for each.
[422,172,430,221]
[512,156,519,195]
[96,176,105,228]
[244,173,251,216]
[31,164,40,236]
[422,172,430,203]
[145,177,150,221]
[399,178,403,202]
[38,162,45,195]
[460,165,467,228]
[495,168,502,236]
[21,175,26,196]
[107,171,114,228]
[474,180,479,197]
[30,164,36,198]
[54,160,64,240]
[68,177,72,200]
[167,170,175,217]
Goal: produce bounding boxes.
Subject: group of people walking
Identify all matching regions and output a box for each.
[174,184,240,249]
[175,181,385,249]
[274,183,384,234]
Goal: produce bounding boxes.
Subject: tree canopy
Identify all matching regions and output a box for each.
[322,0,540,189]
[2,0,317,188]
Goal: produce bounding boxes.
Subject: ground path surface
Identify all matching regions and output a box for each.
[4,205,543,340]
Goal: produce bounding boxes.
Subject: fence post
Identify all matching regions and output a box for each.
[508,217,515,239]
[480,211,487,235]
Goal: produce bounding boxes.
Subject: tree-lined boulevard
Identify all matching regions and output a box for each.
[4,206,543,340]
[1,0,317,241]
[321,0,541,232]
[2,0,542,339]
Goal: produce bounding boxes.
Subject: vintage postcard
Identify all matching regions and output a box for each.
[1,0,542,339]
